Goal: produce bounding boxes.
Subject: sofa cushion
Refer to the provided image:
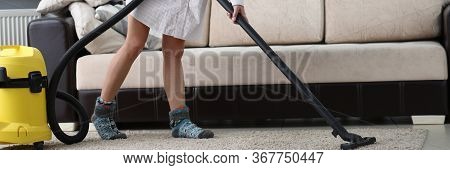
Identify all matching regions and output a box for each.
[325,0,444,43]
[69,2,125,54]
[209,0,324,47]
[95,4,128,35]
[76,41,447,90]
[185,0,212,48]
[36,0,82,14]
[76,51,196,90]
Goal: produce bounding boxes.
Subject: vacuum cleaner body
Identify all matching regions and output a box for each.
[0,0,143,149]
[0,46,52,146]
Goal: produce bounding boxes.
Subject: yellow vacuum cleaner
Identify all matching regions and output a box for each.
[0,46,90,150]
[0,0,144,149]
[0,46,51,149]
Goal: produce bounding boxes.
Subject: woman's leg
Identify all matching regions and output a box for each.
[101,16,149,101]
[92,15,149,140]
[162,34,186,110]
[162,35,214,139]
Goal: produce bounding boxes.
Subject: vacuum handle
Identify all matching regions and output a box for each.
[217,0,235,14]
[217,0,273,57]
[217,0,248,21]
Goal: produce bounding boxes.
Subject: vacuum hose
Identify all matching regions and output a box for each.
[47,0,145,144]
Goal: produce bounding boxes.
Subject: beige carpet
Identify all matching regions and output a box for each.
[1,127,427,150]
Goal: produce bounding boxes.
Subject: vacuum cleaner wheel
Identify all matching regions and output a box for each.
[33,141,44,150]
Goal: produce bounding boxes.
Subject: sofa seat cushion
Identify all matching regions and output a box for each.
[76,41,447,90]
[325,0,444,43]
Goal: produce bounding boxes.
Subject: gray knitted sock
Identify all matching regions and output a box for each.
[91,97,127,140]
[169,106,214,139]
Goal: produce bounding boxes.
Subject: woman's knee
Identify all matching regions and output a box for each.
[117,38,146,62]
[162,35,185,60]
[124,39,146,53]
[123,16,150,54]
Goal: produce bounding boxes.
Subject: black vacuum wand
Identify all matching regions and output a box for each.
[217,0,376,150]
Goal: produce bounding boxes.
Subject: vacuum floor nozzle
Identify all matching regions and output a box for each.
[341,136,377,150]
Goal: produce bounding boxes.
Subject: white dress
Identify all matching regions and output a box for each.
[126,0,244,41]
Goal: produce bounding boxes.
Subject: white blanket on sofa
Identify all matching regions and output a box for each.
[36,0,162,54]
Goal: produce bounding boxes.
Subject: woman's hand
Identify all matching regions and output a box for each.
[227,5,248,24]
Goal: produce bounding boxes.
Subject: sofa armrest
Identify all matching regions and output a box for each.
[28,14,78,64]
[443,5,450,54]
[443,5,450,124]
[27,14,81,122]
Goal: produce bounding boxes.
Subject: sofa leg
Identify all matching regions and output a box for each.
[411,115,446,125]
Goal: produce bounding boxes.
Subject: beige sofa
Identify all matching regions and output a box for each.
[29,0,450,125]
